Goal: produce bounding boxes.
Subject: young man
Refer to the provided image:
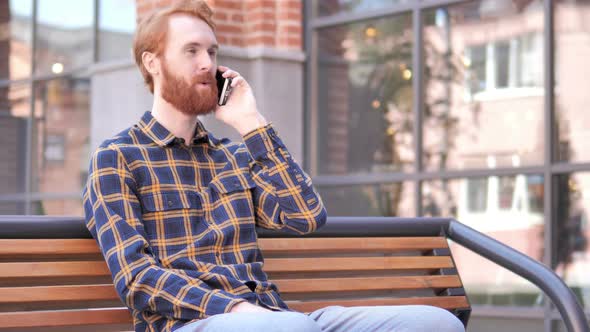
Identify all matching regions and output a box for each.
[83,1,465,331]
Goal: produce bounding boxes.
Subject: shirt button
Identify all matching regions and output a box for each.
[167,200,174,207]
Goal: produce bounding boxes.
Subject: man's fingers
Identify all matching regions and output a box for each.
[231,76,245,88]
[222,69,240,78]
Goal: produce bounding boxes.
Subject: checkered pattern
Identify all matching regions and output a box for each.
[83,111,327,332]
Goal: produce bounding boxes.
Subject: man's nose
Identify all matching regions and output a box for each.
[198,52,213,71]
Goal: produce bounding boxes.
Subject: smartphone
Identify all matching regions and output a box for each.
[216,70,233,106]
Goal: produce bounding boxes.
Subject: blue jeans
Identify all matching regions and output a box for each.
[175,305,465,332]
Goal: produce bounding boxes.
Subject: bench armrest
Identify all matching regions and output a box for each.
[447,220,589,332]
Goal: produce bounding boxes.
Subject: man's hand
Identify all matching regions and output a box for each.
[230,301,272,313]
[214,66,268,136]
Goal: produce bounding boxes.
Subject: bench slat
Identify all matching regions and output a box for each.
[0,256,455,280]
[0,296,469,328]
[0,261,110,279]
[0,239,100,258]
[0,275,462,305]
[0,260,455,279]
[0,237,448,258]
[0,284,119,304]
[264,256,453,272]
[275,275,462,293]
[0,308,133,328]
[258,237,449,253]
[0,285,468,312]
[287,296,470,312]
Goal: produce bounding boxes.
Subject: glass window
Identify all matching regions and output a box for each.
[498,176,515,210]
[422,1,545,172]
[34,0,94,75]
[0,84,29,195]
[317,182,414,217]
[555,0,590,163]
[316,0,411,18]
[0,200,26,214]
[466,45,487,94]
[518,32,543,87]
[466,34,543,93]
[423,176,545,307]
[0,0,33,80]
[31,198,84,216]
[467,178,488,212]
[98,0,136,62]
[555,173,589,309]
[315,13,414,175]
[31,77,90,195]
[494,40,510,89]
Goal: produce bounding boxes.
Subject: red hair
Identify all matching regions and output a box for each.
[133,0,216,94]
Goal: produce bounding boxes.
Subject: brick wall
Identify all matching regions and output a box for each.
[135,0,303,51]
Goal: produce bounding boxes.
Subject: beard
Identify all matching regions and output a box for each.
[160,61,218,116]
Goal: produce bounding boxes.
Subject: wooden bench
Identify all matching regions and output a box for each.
[0,216,587,332]
[0,216,470,331]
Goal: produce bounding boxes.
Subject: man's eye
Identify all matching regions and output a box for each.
[208,50,217,56]
[187,49,196,54]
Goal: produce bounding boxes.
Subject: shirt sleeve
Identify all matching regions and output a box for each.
[243,124,328,234]
[83,146,245,321]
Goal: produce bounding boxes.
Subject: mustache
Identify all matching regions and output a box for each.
[190,71,215,85]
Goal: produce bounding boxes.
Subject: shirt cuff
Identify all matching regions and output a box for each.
[243,124,286,161]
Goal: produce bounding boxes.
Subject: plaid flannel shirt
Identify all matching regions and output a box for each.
[83,111,327,332]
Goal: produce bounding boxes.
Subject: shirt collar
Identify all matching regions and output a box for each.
[138,111,210,147]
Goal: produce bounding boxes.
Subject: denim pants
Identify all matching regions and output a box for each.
[175,305,466,332]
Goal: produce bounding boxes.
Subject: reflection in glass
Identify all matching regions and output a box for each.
[35,0,94,75]
[0,84,29,195]
[316,14,413,175]
[423,1,545,171]
[317,182,414,217]
[555,173,589,309]
[0,0,33,80]
[0,201,26,214]
[31,77,90,196]
[98,0,136,62]
[316,0,411,17]
[31,198,83,216]
[555,0,590,163]
[423,175,545,306]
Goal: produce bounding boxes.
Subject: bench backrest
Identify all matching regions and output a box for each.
[0,236,470,331]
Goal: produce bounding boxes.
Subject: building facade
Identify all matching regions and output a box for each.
[0,0,588,331]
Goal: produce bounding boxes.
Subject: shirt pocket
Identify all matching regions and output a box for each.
[140,191,203,213]
[208,169,257,227]
[209,169,257,195]
[139,191,204,258]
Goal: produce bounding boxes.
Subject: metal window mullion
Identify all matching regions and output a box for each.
[0,67,92,88]
[413,6,424,216]
[313,164,558,186]
[93,0,99,63]
[543,0,556,331]
[24,0,39,215]
[310,0,471,29]
[550,162,590,174]
[303,0,312,173]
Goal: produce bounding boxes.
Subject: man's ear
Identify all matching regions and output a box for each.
[142,51,160,76]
